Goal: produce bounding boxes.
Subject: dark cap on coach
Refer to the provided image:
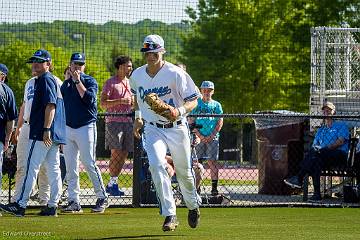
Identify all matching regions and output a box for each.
[0,63,9,83]
[0,63,9,76]
[27,49,52,63]
[70,52,86,63]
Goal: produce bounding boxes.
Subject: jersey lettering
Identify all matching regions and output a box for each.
[138,86,171,102]
[167,98,175,107]
[26,86,35,101]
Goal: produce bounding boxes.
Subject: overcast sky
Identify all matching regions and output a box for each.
[1,0,198,24]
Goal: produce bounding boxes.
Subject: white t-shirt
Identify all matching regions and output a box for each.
[23,75,63,122]
[130,62,199,123]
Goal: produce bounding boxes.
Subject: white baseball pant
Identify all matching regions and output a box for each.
[12,123,50,203]
[17,140,62,208]
[144,123,201,217]
[63,122,107,203]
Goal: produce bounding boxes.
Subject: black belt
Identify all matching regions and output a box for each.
[149,120,182,129]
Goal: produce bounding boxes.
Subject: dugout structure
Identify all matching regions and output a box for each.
[310,27,360,118]
[308,27,360,201]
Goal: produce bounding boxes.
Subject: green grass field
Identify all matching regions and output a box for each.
[1,208,359,239]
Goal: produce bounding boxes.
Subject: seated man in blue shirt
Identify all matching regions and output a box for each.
[284,101,349,202]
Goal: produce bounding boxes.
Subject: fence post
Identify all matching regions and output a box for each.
[132,126,142,207]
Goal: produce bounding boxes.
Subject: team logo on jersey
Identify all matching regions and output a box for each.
[138,86,171,102]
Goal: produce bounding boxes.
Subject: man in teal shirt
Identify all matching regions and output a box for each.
[191,81,223,196]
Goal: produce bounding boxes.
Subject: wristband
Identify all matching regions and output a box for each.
[135,110,142,119]
[177,106,186,116]
[43,127,51,132]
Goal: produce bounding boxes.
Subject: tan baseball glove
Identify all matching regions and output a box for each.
[144,93,178,122]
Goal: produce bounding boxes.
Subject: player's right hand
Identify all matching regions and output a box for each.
[133,118,143,139]
[3,141,9,152]
[43,131,52,147]
[12,128,21,144]
[70,69,81,82]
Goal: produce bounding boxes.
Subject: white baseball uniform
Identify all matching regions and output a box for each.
[130,62,201,216]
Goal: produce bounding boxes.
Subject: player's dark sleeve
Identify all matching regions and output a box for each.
[5,86,18,121]
[60,80,65,96]
[81,75,98,105]
[42,76,57,106]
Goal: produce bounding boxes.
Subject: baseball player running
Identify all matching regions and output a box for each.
[60,52,108,213]
[131,34,201,231]
[0,50,65,217]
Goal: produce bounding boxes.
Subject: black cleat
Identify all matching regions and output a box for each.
[61,201,83,213]
[91,198,109,213]
[162,215,179,232]
[39,205,57,217]
[284,176,302,189]
[188,208,200,228]
[308,194,322,203]
[0,202,25,217]
[211,188,219,196]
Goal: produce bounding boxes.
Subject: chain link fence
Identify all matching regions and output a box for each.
[1,1,360,208]
[2,113,359,207]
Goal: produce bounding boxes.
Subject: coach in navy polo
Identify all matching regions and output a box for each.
[60,52,108,214]
[0,50,65,217]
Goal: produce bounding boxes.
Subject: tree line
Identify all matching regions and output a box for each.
[1,0,359,113]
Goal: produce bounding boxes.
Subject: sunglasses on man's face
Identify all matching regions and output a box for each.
[31,59,47,63]
[72,62,85,66]
[0,71,5,76]
[143,42,160,50]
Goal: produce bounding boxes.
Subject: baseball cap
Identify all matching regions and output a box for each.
[27,49,52,63]
[0,63,9,76]
[322,101,336,111]
[200,81,215,89]
[140,34,165,53]
[70,52,86,63]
